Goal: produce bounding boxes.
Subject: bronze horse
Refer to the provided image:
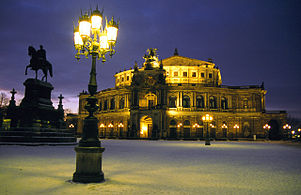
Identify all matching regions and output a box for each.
[25,46,53,82]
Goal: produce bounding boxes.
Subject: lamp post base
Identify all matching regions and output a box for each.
[73,146,105,183]
[205,139,211,145]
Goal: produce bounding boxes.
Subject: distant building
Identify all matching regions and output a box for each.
[77,49,287,140]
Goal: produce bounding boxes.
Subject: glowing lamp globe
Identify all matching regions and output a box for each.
[79,15,91,37]
[74,31,83,46]
[99,34,109,49]
[107,26,118,42]
[91,9,102,30]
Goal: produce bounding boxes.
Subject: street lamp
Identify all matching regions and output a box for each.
[283,124,291,139]
[72,6,119,183]
[177,123,182,138]
[202,114,213,145]
[221,123,228,138]
[263,123,271,139]
[234,124,239,138]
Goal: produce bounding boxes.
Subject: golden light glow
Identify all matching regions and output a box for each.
[234,124,240,129]
[193,123,200,128]
[298,128,301,132]
[283,124,291,130]
[99,33,109,49]
[74,8,119,61]
[118,123,124,128]
[263,124,271,130]
[202,114,213,122]
[177,123,183,128]
[99,123,105,128]
[91,15,102,30]
[108,123,114,128]
[140,126,147,135]
[79,18,91,37]
[221,124,228,128]
[106,26,118,42]
[291,130,295,135]
[74,31,83,46]
[209,124,215,128]
[69,124,75,128]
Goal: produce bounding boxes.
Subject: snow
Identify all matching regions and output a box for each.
[1,140,301,194]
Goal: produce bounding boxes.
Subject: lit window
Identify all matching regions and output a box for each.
[166,72,169,76]
[183,72,188,77]
[201,73,205,78]
[174,72,178,77]
[192,72,196,77]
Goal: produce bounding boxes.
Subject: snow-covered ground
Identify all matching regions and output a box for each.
[0,140,301,194]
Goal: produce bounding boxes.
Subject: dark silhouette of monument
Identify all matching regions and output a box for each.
[25,45,53,82]
[0,46,76,144]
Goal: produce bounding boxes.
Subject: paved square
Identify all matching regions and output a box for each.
[0,140,300,194]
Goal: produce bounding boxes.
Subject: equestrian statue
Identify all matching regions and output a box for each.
[25,45,53,82]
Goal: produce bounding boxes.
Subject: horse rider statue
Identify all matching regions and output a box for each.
[25,45,53,82]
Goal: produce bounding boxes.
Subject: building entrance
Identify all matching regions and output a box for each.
[140,116,153,138]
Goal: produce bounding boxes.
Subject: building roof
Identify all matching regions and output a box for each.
[162,55,215,68]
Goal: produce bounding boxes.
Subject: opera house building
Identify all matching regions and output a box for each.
[77,49,287,140]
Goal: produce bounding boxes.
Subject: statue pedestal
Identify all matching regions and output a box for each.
[20,79,55,127]
[73,147,105,183]
[21,78,54,108]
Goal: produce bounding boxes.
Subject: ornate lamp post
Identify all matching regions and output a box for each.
[177,123,183,139]
[221,123,228,138]
[202,114,213,145]
[72,7,119,183]
[234,124,240,138]
[263,124,271,139]
[283,124,291,140]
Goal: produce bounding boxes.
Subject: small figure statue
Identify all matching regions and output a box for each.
[25,45,53,82]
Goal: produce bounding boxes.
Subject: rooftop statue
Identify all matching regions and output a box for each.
[143,48,160,69]
[25,45,53,82]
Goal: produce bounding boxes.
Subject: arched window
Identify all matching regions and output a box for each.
[147,94,156,109]
[196,95,204,108]
[169,96,177,108]
[183,95,190,108]
[209,96,217,109]
[184,120,190,126]
[110,98,115,110]
[104,100,108,110]
[170,120,177,125]
[119,97,125,109]
[221,97,228,109]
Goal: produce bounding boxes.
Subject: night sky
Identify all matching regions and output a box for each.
[0,0,300,118]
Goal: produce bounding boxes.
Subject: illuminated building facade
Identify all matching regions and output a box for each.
[77,49,287,140]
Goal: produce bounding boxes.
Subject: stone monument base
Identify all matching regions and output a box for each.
[73,147,105,183]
